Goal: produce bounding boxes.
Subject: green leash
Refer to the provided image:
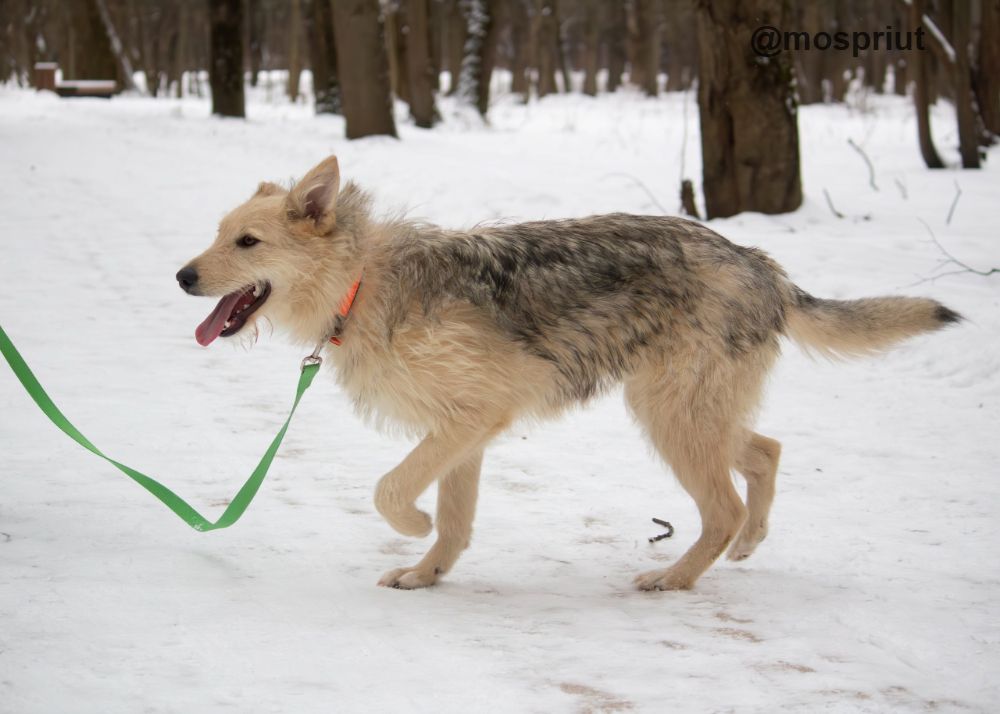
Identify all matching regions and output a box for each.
[0,323,321,532]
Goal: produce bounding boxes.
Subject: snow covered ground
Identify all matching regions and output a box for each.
[1,80,998,713]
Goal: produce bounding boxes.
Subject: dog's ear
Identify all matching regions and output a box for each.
[286,155,341,233]
[254,181,285,198]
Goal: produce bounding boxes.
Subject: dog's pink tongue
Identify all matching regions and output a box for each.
[195,292,242,347]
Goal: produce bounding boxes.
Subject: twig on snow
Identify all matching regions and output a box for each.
[946,180,962,225]
[847,138,879,191]
[909,217,999,285]
[648,518,675,543]
[894,177,909,200]
[823,188,845,219]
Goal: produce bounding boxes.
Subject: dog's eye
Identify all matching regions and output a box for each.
[237,235,260,248]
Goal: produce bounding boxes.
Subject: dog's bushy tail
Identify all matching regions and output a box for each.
[784,287,962,359]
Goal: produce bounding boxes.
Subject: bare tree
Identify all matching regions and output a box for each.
[629,0,659,96]
[405,0,439,127]
[244,0,262,86]
[910,0,944,168]
[209,0,245,117]
[306,0,340,114]
[604,0,626,92]
[536,0,558,96]
[951,0,980,167]
[331,0,396,138]
[66,0,119,83]
[580,0,599,95]
[443,0,466,94]
[94,0,138,91]
[976,0,1000,136]
[287,0,302,100]
[695,0,801,218]
[456,0,499,116]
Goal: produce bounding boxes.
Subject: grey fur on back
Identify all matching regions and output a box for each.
[367,213,790,402]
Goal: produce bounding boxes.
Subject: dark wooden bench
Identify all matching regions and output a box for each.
[34,63,119,99]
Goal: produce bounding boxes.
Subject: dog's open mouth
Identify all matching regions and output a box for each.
[195,282,271,346]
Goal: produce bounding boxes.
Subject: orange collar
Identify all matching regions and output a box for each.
[328,277,362,346]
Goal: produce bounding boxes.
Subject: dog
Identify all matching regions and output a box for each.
[177,155,961,591]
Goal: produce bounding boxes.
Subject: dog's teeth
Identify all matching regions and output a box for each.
[251,286,258,296]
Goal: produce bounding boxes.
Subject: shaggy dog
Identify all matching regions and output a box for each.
[177,156,960,591]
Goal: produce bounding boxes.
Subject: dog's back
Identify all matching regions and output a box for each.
[373,213,797,402]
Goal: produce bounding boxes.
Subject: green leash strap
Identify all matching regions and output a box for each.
[0,323,321,532]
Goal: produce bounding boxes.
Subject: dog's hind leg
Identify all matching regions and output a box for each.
[625,362,754,591]
[379,450,484,589]
[373,421,501,539]
[727,432,781,561]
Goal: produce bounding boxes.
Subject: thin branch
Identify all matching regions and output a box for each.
[847,138,879,191]
[894,0,957,67]
[908,218,999,285]
[921,13,957,64]
[603,172,669,214]
[823,188,845,219]
[94,0,139,92]
[946,180,962,225]
[894,177,909,200]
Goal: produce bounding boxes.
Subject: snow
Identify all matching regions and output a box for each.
[1,80,999,713]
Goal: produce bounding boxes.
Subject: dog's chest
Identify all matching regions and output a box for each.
[329,343,443,431]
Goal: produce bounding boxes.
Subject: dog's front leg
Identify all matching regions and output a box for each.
[378,449,483,589]
[373,421,496,539]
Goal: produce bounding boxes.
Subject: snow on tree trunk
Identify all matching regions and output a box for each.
[456,0,495,116]
[93,0,138,92]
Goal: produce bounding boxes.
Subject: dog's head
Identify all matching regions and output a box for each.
[177,155,352,346]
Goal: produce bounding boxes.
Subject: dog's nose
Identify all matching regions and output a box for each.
[176,266,199,293]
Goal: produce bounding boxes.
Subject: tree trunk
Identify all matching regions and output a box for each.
[332,0,397,138]
[93,0,138,91]
[663,0,697,93]
[827,0,853,102]
[554,1,571,92]
[445,0,466,94]
[581,0,599,96]
[209,0,245,117]
[67,0,120,84]
[634,0,659,96]
[952,0,980,167]
[695,0,802,218]
[384,9,408,103]
[911,0,944,168]
[287,0,302,100]
[306,0,340,113]
[245,0,262,86]
[605,0,626,92]
[510,0,530,98]
[428,0,442,91]
[405,0,438,127]
[457,0,498,116]
[975,0,1000,136]
[536,0,558,96]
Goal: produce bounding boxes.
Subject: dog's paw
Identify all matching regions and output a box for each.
[381,506,433,538]
[726,522,768,562]
[634,567,696,591]
[378,566,439,589]
[374,483,434,538]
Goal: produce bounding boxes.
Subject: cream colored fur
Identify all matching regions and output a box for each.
[179,156,960,591]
